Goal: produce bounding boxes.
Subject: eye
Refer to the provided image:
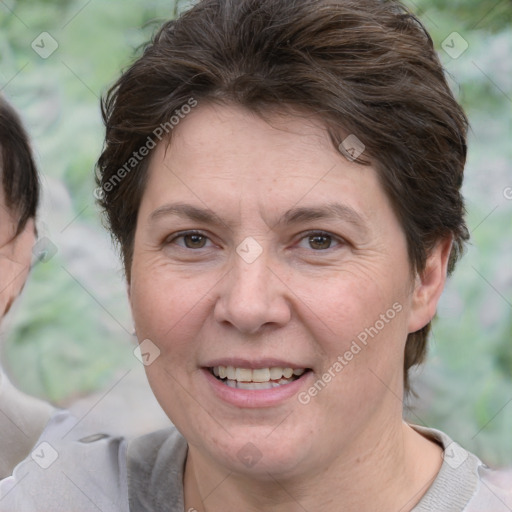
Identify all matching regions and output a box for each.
[165,230,343,252]
[166,231,213,249]
[296,231,343,251]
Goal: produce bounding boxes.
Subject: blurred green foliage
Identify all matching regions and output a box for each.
[412,0,512,32]
[1,0,511,464]
[400,0,512,467]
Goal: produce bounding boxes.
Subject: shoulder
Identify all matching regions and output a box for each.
[411,425,512,512]
[0,370,55,479]
[127,426,187,512]
[0,410,129,512]
[465,465,512,512]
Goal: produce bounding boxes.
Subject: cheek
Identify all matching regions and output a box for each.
[129,262,215,354]
[296,267,405,340]
[129,269,207,422]
[295,269,410,391]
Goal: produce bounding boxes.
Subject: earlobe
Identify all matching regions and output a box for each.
[126,281,138,339]
[408,236,453,334]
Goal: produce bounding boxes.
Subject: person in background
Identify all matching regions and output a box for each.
[0,94,54,478]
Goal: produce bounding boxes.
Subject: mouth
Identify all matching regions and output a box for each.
[208,365,311,390]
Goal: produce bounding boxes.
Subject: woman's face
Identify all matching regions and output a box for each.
[130,103,431,478]
[0,188,35,320]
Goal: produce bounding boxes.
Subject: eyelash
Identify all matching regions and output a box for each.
[165,230,345,252]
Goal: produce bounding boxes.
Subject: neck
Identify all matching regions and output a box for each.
[183,417,442,512]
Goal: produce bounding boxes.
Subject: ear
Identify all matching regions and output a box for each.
[126,278,138,338]
[407,236,453,334]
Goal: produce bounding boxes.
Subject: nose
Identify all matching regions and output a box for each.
[213,250,291,334]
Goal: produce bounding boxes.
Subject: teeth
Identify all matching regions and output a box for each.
[235,368,252,381]
[237,381,272,390]
[282,368,293,379]
[269,367,283,380]
[252,368,270,382]
[219,377,299,390]
[211,366,307,383]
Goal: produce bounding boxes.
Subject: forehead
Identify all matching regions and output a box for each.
[138,102,395,234]
[0,178,9,219]
[170,102,333,153]
[147,104,375,193]
[0,186,17,243]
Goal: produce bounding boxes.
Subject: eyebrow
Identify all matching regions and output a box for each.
[148,201,368,232]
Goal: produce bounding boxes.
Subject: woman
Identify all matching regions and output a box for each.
[0,95,55,479]
[1,0,510,510]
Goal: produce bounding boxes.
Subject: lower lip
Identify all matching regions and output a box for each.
[201,368,311,408]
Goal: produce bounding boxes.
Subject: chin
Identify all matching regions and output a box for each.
[201,425,313,479]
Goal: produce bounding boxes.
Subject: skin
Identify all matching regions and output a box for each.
[129,103,452,511]
[0,188,35,320]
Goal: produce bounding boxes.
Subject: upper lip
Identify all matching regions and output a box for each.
[203,358,310,369]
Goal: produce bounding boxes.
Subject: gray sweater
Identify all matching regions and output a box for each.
[1,410,511,511]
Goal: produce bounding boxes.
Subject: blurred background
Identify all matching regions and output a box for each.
[0,0,511,465]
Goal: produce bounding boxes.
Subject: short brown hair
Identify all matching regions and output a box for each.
[0,94,39,233]
[96,0,469,391]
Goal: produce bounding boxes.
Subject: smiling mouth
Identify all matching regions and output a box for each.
[208,366,311,390]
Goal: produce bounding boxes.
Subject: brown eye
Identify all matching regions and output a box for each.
[166,231,212,250]
[308,233,332,250]
[182,233,207,248]
[295,231,344,252]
